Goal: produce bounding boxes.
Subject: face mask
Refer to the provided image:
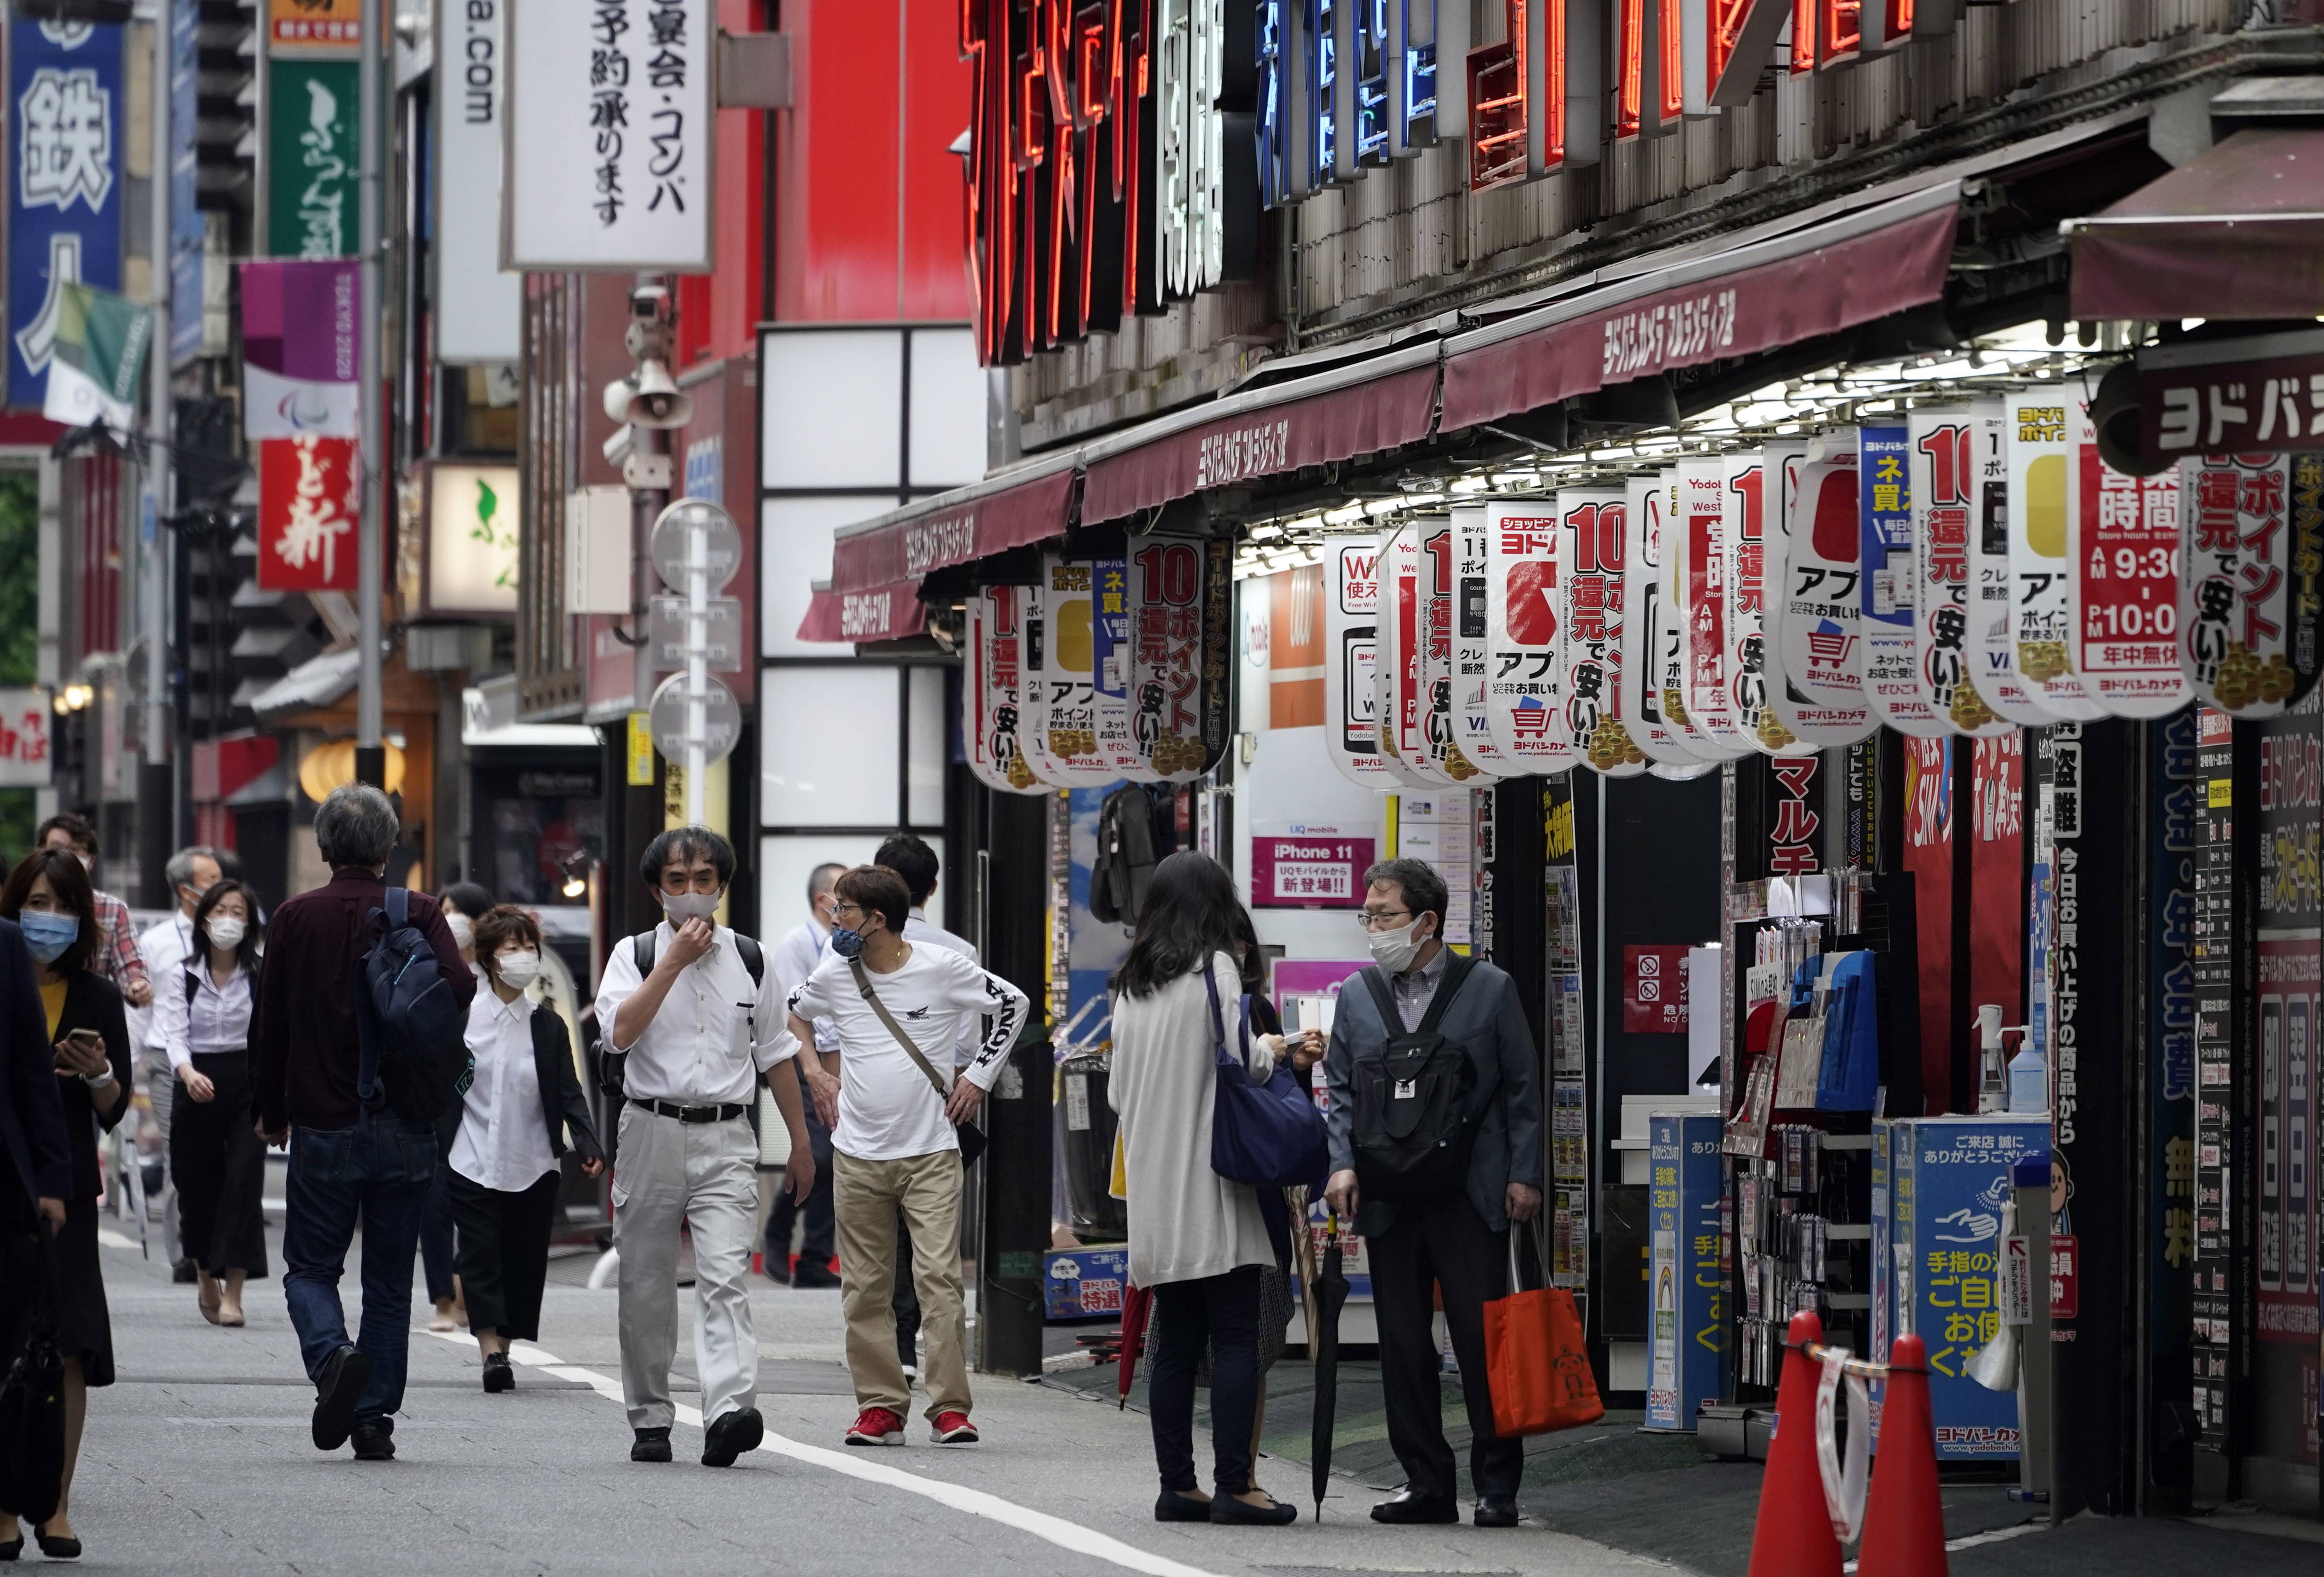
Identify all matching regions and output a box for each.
[660,890,719,925]
[494,950,541,989]
[1366,917,1429,974]
[180,884,211,915]
[19,911,79,965]
[445,912,475,951]
[206,917,248,951]
[829,926,866,960]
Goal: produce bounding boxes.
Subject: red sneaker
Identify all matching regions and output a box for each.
[844,1406,906,1446]
[930,1410,979,1445]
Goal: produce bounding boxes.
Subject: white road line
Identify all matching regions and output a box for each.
[98,1227,142,1252]
[1840,1519,2043,1573]
[419,1329,1229,1577]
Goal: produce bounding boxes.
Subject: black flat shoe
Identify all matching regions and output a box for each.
[1370,1489,1459,1524]
[0,1535,21,1560]
[32,1529,79,1559]
[631,1427,673,1463]
[1474,1494,1520,1527]
[701,1406,764,1467]
[1210,1493,1296,1525]
[350,1424,395,1461]
[1154,1490,1211,1522]
[310,1344,369,1452]
[482,1352,515,1393]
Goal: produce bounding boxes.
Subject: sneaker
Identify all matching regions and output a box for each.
[844,1407,906,1446]
[930,1410,978,1445]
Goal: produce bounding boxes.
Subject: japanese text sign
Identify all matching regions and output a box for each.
[7,18,124,410]
[2178,453,2297,718]
[1485,499,1578,770]
[257,435,359,592]
[0,692,53,788]
[424,463,522,615]
[1252,834,1376,909]
[2068,400,2188,718]
[267,57,358,258]
[1623,944,1690,1033]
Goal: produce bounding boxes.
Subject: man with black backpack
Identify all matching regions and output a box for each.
[1320,858,1542,1529]
[252,784,477,1463]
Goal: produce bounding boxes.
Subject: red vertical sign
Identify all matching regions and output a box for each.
[1969,733,2025,1033]
[1902,735,1955,1113]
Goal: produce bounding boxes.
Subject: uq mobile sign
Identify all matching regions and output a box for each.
[968,0,1955,366]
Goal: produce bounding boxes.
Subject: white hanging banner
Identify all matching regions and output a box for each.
[1907,409,2014,737]
[1089,556,1162,781]
[434,0,522,361]
[1417,515,1498,782]
[1622,471,1715,776]
[1858,424,1948,737]
[1662,467,1744,763]
[1485,499,1580,772]
[1722,448,1815,756]
[1375,525,1448,785]
[1126,534,1218,781]
[2003,393,2106,720]
[1453,504,1520,774]
[1558,489,1647,776]
[1678,461,1752,756]
[1323,535,1399,789]
[2179,453,2298,718]
[1029,556,1125,785]
[2067,401,2188,718]
[1768,441,1879,747]
[1962,401,2063,726]
[964,587,1053,794]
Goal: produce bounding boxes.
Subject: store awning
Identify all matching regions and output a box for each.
[1078,342,1443,525]
[794,577,928,645]
[248,644,362,724]
[826,458,1077,594]
[1438,182,1963,434]
[2069,129,2324,322]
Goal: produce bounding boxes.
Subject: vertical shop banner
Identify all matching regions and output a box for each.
[1033,557,1116,785]
[1017,580,1083,786]
[1964,399,2058,725]
[1325,535,1397,788]
[269,0,360,48]
[170,0,205,363]
[2148,709,2199,1465]
[1624,944,1691,1033]
[1770,442,1878,746]
[2068,401,2188,718]
[1908,407,2013,737]
[1622,471,1712,772]
[2180,454,2298,719]
[1454,505,1519,774]
[434,0,522,362]
[1663,467,1741,762]
[2257,694,2321,1366]
[1968,734,2024,1026]
[1560,488,1645,775]
[963,586,1048,794]
[1484,499,1577,771]
[255,435,359,592]
[0,690,55,787]
[1764,755,1822,876]
[2004,393,2105,720]
[239,259,359,437]
[7,18,125,410]
[1542,777,1589,1287]
[1094,557,1157,782]
[1127,534,1222,783]
[268,56,359,258]
[1268,563,1326,729]
[1679,460,1748,751]
[2191,708,2236,1443]
[1902,737,1954,1112]
[1380,524,1454,785]
[504,0,716,272]
[1722,448,1812,756]
[1645,1113,1727,1431]
[1417,516,1491,782]
[1859,424,1946,736]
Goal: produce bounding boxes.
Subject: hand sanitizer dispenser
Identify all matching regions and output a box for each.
[1976,1005,2007,1114]
[2006,1028,2047,1115]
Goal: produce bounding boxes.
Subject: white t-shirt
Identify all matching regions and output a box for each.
[786,943,1029,1162]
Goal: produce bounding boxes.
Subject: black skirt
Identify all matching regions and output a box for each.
[50,1194,116,1388]
[170,1053,269,1277]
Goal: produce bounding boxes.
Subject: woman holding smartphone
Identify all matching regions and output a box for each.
[155,879,268,1328]
[0,848,132,1560]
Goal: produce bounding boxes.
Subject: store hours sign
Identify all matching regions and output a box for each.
[504,0,712,272]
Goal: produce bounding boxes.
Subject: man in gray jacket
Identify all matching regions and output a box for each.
[1322,858,1543,1528]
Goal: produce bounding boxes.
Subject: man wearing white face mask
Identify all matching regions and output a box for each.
[593,826,815,1469]
[135,845,224,1281]
[1321,858,1542,1530]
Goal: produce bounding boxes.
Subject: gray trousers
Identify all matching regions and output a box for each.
[612,1104,761,1433]
[145,1051,184,1267]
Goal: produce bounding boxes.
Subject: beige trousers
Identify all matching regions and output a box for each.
[833,1147,969,1419]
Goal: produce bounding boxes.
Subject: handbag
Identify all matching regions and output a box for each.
[1482,1230,1605,1438]
[847,959,988,1166]
[1205,965,1328,1192]
[0,1221,68,1524]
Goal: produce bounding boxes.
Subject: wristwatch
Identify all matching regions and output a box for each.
[81,1068,116,1088]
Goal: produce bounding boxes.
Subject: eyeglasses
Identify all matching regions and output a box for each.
[1354,908,1414,933]
[831,901,864,921]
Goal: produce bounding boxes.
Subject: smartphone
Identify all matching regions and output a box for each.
[56,1027,104,1066]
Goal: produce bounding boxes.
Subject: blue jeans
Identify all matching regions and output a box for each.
[282,1111,437,1435]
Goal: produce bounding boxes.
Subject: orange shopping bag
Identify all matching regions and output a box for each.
[1482,1233,1604,1437]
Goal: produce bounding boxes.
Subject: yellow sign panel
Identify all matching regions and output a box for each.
[2207,777,2232,809]
[626,712,653,786]
[270,0,361,50]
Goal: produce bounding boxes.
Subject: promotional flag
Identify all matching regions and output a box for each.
[1378,523,1455,785]
[1678,460,1751,752]
[2178,454,2297,718]
[1908,408,2013,736]
[1621,471,1714,776]
[1025,564,1114,785]
[1961,398,2062,726]
[239,258,360,439]
[1417,515,1495,782]
[1768,439,1878,747]
[1126,534,1221,782]
[256,434,359,592]
[963,585,1050,794]
[1859,424,1948,736]
[1485,499,1579,772]
[1558,489,1645,776]
[2003,393,2105,720]
[2067,400,2187,718]
[1324,535,1399,789]
[41,281,150,434]
[1453,504,1520,775]
[1721,448,1814,756]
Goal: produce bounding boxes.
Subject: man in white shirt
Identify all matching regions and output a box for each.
[764,862,844,1286]
[133,845,223,1278]
[787,865,1029,1449]
[594,827,816,1469]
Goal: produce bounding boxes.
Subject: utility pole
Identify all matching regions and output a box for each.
[140,0,177,899]
[354,0,385,787]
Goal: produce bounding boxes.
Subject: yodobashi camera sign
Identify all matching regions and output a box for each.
[503,0,714,272]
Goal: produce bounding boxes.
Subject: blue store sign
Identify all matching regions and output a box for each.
[7,17,125,409]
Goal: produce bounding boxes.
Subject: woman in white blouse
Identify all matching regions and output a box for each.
[448,905,603,1392]
[158,880,268,1327]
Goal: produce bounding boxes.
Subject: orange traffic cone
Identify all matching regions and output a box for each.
[1747,1310,1843,1577]
[1857,1333,1948,1577]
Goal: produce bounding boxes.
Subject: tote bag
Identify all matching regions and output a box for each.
[1482,1233,1604,1437]
[1205,967,1328,1192]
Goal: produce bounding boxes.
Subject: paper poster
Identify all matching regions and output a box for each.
[2179,454,2297,718]
[1417,515,1495,781]
[1453,504,1519,774]
[1126,534,1218,780]
[1722,447,1814,755]
[1029,556,1123,784]
[2067,401,2188,718]
[2002,394,2103,720]
[1768,440,1878,746]
[1679,460,1751,753]
[964,586,1050,794]
[1908,409,2013,737]
[1621,471,1714,775]
[1323,536,1400,789]
[1962,400,2063,726]
[1485,499,1579,771]
[1091,556,1161,781]
[1559,489,1646,776]
[1860,424,1947,736]
[1379,524,1455,785]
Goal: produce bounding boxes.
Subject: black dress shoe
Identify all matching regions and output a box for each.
[701,1406,764,1467]
[1370,1489,1459,1524]
[1154,1490,1211,1522]
[31,1529,78,1560]
[1474,1494,1520,1527]
[631,1427,673,1463]
[0,1534,20,1560]
[791,1262,841,1289]
[1210,1493,1297,1526]
[310,1344,370,1452]
[350,1424,395,1461]
[482,1352,515,1393]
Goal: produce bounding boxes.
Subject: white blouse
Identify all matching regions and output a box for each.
[155,960,256,1070]
[449,989,556,1193]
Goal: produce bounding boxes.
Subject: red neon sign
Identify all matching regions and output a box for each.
[1614,0,1682,138]
[1468,0,1564,190]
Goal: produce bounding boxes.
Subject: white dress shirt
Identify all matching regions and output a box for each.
[154,958,256,1071]
[450,989,557,1193]
[132,913,196,1055]
[594,921,797,1107]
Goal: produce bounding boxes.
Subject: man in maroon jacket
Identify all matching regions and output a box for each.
[253,783,475,1462]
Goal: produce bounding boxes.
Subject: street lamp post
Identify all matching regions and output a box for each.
[354,0,385,787]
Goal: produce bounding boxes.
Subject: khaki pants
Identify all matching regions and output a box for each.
[834,1147,969,1419]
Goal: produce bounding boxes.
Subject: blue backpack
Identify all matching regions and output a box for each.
[359,889,473,1122]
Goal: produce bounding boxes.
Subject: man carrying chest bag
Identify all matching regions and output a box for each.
[1321,859,1544,1529]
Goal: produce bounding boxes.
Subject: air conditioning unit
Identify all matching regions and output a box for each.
[565,485,633,614]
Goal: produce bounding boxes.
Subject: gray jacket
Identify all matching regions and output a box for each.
[1322,955,1543,1237]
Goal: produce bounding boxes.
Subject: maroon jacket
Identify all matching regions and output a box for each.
[252,869,476,1132]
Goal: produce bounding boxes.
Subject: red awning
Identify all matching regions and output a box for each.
[1078,344,1442,525]
[2069,129,2324,322]
[1438,183,1962,434]
[827,459,1077,594]
[793,578,928,645]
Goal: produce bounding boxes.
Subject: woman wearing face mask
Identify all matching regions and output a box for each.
[0,850,132,1560]
[447,905,602,1392]
[421,883,493,1332]
[156,880,268,1327]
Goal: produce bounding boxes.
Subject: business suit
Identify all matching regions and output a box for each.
[1323,952,1543,1505]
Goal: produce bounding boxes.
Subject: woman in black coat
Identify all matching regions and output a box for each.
[0,850,133,1560]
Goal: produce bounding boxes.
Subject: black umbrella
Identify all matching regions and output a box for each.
[1309,1222,1352,1520]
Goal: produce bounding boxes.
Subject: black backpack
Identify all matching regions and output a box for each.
[359,888,473,1123]
[1090,784,1160,925]
[1351,954,1480,1203]
[596,928,765,1099]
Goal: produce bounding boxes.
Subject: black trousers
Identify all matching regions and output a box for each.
[447,1168,561,1341]
[1366,1193,1522,1501]
[1147,1266,1261,1495]
[419,1161,456,1304]
[764,1108,835,1268]
[169,1053,269,1277]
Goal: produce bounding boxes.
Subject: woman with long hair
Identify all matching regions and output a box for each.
[1106,851,1303,1526]
[156,879,268,1327]
[0,849,133,1559]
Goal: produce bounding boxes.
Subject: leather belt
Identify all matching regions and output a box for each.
[639,1099,749,1124]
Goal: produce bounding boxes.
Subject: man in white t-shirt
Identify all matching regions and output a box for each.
[134,845,223,1279]
[786,865,1029,1449]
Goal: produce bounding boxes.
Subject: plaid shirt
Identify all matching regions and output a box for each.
[91,889,150,996]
